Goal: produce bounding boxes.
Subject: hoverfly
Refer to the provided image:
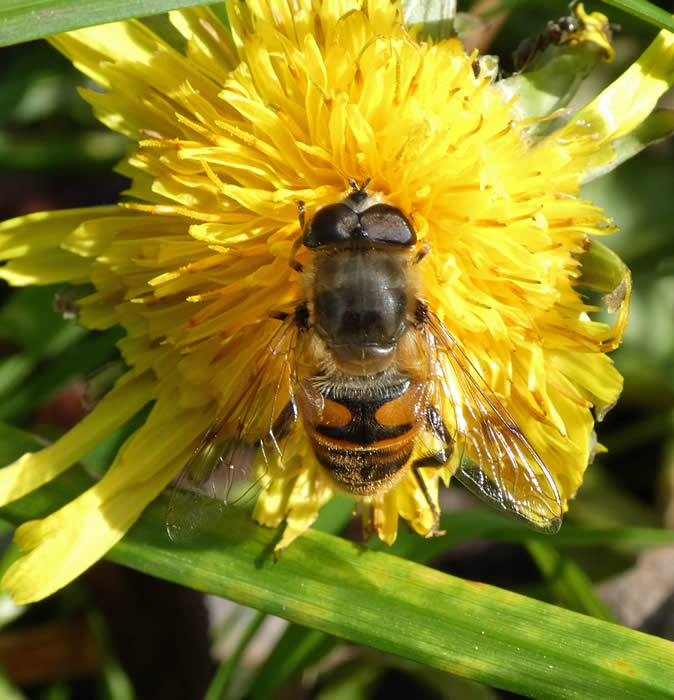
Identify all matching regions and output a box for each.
[167,180,563,542]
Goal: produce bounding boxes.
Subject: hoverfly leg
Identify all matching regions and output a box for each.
[291,200,306,272]
[426,405,453,446]
[269,400,298,457]
[360,500,375,541]
[288,234,304,273]
[409,405,455,535]
[411,460,447,537]
[268,310,290,321]
[414,243,431,265]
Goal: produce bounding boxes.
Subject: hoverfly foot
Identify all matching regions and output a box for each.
[425,525,447,538]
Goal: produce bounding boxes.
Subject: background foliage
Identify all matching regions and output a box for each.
[0,1,673,698]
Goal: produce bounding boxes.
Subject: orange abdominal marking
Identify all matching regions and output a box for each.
[297,374,427,495]
[374,383,426,427]
[312,379,414,446]
[319,397,352,428]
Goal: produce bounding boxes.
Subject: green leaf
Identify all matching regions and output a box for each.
[599,1,674,33]
[0,0,221,47]
[204,610,265,700]
[0,328,123,423]
[248,506,674,698]
[1,423,673,700]
[526,541,615,621]
[0,666,27,700]
[248,625,340,700]
[581,110,674,185]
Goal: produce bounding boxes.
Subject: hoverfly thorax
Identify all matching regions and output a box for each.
[303,188,418,376]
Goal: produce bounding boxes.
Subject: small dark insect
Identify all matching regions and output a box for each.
[513,6,614,73]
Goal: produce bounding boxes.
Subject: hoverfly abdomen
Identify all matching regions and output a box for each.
[299,374,427,495]
[313,444,414,495]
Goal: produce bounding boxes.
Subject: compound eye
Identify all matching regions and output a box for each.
[304,203,360,248]
[559,17,579,34]
[358,204,416,246]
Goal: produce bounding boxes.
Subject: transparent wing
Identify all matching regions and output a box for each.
[167,314,300,542]
[424,308,563,532]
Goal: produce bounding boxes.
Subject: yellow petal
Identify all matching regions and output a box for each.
[0,371,156,506]
[0,250,92,285]
[0,206,119,260]
[2,401,209,604]
[273,476,333,553]
[50,20,225,141]
[169,7,239,79]
[575,4,615,62]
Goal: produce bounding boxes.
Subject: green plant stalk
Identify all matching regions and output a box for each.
[204,610,265,700]
[526,541,615,622]
[248,625,340,700]
[0,666,27,700]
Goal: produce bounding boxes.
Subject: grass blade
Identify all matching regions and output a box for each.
[526,541,615,621]
[600,1,674,33]
[0,0,223,47]
[204,610,265,700]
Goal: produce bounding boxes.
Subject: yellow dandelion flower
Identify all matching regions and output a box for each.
[0,0,672,605]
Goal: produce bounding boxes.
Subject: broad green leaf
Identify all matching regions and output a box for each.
[1,423,673,700]
[248,503,674,698]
